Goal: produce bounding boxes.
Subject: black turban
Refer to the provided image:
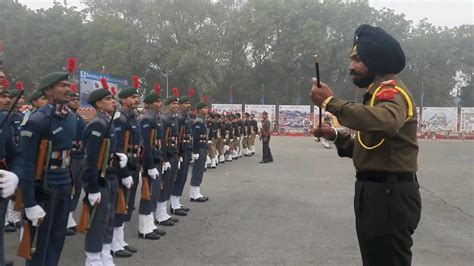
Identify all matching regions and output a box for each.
[353,24,406,75]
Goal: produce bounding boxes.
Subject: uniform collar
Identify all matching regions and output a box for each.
[364,74,397,98]
[96,111,111,123]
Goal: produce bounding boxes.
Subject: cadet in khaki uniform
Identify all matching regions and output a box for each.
[312,25,421,266]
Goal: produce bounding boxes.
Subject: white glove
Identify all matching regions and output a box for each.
[224,145,230,152]
[116,153,128,168]
[122,176,133,189]
[88,192,101,206]
[237,137,240,140]
[192,153,200,160]
[0,170,19,198]
[162,162,171,172]
[207,140,212,144]
[179,157,183,162]
[25,205,46,226]
[178,160,181,170]
[147,168,159,180]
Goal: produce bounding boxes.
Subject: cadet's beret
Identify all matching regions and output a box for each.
[68,91,79,98]
[143,91,162,104]
[39,72,69,91]
[164,95,179,105]
[353,24,405,75]
[262,111,268,115]
[28,90,44,103]
[179,96,191,104]
[88,88,111,105]
[118,87,139,99]
[9,89,22,98]
[0,89,9,96]
[196,102,208,110]
[236,113,241,118]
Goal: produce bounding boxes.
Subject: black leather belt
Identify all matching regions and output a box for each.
[356,171,416,183]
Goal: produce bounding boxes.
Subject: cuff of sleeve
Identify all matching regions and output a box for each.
[321,96,333,110]
[118,167,130,179]
[21,181,37,208]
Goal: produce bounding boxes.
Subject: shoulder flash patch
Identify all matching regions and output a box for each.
[376,88,400,100]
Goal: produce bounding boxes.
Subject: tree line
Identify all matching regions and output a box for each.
[0,0,472,106]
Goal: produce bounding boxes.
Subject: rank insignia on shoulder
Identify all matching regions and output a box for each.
[376,88,400,100]
[380,80,396,87]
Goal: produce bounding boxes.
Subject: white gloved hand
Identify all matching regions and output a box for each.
[207,140,212,144]
[179,157,183,163]
[122,176,133,189]
[88,192,101,206]
[0,170,19,198]
[162,162,171,172]
[224,145,230,152]
[116,153,128,168]
[147,168,159,180]
[192,153,200,160]
[178,160,181,170]
[25,205,46,226]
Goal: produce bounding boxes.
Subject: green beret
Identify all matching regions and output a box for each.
[196,102,208,110]
[179,96,190,104]
[0,89,9,96]
[28,90,44,103]
[164,96,179,105]
[68,91,79,98]
[353,24,405,75]
[39,72,69,91]
[9,89,21,98]
[143,92,162,104]
[118,87,139,99]
[88,88,111,105]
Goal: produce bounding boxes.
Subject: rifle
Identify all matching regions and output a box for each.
[141,128,156,201]
[178,125,185,148]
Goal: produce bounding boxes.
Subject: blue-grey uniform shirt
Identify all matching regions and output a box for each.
[19,104,77,207]
[140,110,164,171]
[71,112,86,159]
[177,110,193,151]
[192,115,208,153]
[0,111,23,177]
[114,108,142,166]
[161,112,179,159]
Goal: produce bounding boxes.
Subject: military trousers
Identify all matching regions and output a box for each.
[354,178,421,266]
[0,197,8,265]
[27,183,72,266]
[138,164,161,215]
[261,137,273,162]
[208,140,217,159]
[242,136,249,149]
[85,173,118,253]
[158,154,179,203]
[191,149,208,187]
[216,136,224,155]
[172,149,192,197]
[249,133,256,146]
[69,157,84,212]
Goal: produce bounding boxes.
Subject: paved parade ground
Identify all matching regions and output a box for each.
[5,137,474,265]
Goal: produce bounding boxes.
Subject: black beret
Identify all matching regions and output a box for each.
[39,72,69,91]
[67,91,79,98]
[179,96,191,104]
[88,88,111,105]
[143,91,162,104]
[353,24,405,75]
[164,96,179,105]
[118,87,139,99]
[9,89,22,98]
[28,90,44,103]
[196,102,208,110]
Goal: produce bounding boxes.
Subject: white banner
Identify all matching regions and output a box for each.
[278,105,311,135]
[421,107,458,132]
[461,107,474,133]
[244,104,276,128]
[211,104,242,115]
[79,70,129,108]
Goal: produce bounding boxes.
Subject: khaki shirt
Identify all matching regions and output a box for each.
[326,74,418,172]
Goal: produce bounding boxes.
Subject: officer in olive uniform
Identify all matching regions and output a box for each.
[260,111,273,163]
[82,87,130,265]
[0,80,22,266]
[66,91,86,236]
[171,96,193,216]
[155,95,180,226]
[111,87,141,256]
[138,91,166,240]
[189,102,210,202]
[19,72,77,266]
[312,24,421,266]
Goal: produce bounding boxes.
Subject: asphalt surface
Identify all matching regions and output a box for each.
[5,137,474,265]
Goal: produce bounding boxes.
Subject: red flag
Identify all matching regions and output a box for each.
[15,81,24,92]
[67,57,78,74]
